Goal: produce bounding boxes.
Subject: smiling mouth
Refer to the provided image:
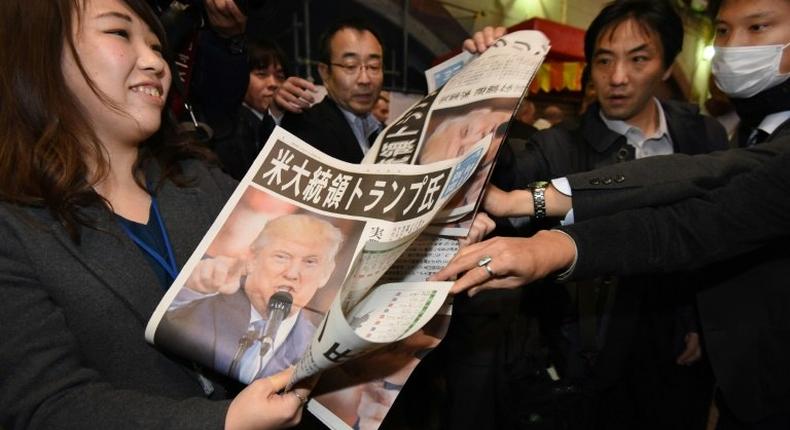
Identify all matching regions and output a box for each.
[131,85,163,99]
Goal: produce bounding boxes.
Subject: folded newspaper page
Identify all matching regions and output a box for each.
[365,30,549,237]
[306,234,457,430]
[145,126,487,390]
[425,51,474,92]
[307,305,451,430]
[305,31,550,429]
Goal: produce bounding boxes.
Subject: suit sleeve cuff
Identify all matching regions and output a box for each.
[550,229,578,281]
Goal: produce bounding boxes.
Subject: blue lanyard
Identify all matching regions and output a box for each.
[117,195,179,282]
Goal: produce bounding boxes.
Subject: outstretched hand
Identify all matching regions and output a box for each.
[184,255,246,295]
[205,0,247,39]
[274,77,318,113]
[431,230,576,296]
[483,184,534,217]
[462,26,507,54]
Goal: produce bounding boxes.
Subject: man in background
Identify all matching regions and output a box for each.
[277,19,385,163]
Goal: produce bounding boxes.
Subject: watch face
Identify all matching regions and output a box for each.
[527,181,549,189]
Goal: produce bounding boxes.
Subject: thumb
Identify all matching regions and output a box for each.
[265,367,295,394]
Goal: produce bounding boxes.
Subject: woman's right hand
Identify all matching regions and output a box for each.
[225,367,309,430]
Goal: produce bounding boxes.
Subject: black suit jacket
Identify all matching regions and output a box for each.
[280,97,365,163]
[561,120,790,421]
[446,101,727,429]
[157,288,317,381]
[495,100,729,191]
[0,161,240,429]
[565,119,790,221]
[212,105,277,180]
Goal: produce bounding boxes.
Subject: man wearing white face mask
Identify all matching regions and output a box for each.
[710,0,790,149]
[459,0,790,427]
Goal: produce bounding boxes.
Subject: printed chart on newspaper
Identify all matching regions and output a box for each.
[307,231,458,430]
[365,30,549,237]
[145,126,487,390]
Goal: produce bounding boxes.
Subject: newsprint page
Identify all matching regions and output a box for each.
[145,30,548,430]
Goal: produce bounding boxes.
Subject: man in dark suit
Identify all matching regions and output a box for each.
[438,0,790,426]
[439,140,790,427]
[449,2,726,428]
[157,214,344,384]
[210,36,287,180]
[278,19,385,163]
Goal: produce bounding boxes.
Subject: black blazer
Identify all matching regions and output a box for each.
[0,161,240,429]
[212,105,277,180]
[495,100,729,191]
[280,97,365,163]
[565,119,790,221]
[561,120,790,421]
[447,101,728,429]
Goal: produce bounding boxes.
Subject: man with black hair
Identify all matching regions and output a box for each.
[278,18,385,163]
[211,36,287,179]
[440,0,790,426]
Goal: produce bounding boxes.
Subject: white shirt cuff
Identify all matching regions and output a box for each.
[551,177,574,224]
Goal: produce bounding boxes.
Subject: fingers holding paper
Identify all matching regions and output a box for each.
[431,230,576,296]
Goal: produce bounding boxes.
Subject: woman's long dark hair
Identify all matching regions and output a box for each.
[0,0,213,241]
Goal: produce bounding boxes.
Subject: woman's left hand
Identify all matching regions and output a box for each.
[431,230,576,296]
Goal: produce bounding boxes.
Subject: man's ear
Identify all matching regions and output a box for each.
[318,63,330,84]
[661,65,673,81]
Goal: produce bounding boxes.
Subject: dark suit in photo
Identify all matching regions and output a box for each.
[156,288,317,381]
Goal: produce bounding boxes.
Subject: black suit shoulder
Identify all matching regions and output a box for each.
[280,97,364,163]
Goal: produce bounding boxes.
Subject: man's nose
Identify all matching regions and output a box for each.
[283,262,300,280]
[264,75,279,90]
[357,66,372,85]
[610,61,628,86]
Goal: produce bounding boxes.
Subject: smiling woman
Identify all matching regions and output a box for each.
[0,0,308,428]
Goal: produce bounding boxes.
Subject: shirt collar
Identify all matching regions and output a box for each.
[242,103,282,126]
[242,102,265,121]
[599,98,669,141]
[758,110,790,135]
[337,104,381,153]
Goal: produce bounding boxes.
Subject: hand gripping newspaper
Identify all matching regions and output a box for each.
[145,30,548,430]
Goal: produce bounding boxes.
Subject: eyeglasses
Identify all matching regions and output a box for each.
[329,62,383,77]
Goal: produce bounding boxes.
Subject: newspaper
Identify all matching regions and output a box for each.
[365,30,549,236]
[300,34,548,427]
[306,233,457,430]
[425,51,474,92]
[145,126,488,390]
[145,30,548,430]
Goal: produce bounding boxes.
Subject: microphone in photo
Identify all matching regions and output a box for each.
[259,291,293,357]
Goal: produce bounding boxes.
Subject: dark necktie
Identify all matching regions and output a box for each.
[229,319,266,382]
[257,114,276,150]
[368,126,382,147]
